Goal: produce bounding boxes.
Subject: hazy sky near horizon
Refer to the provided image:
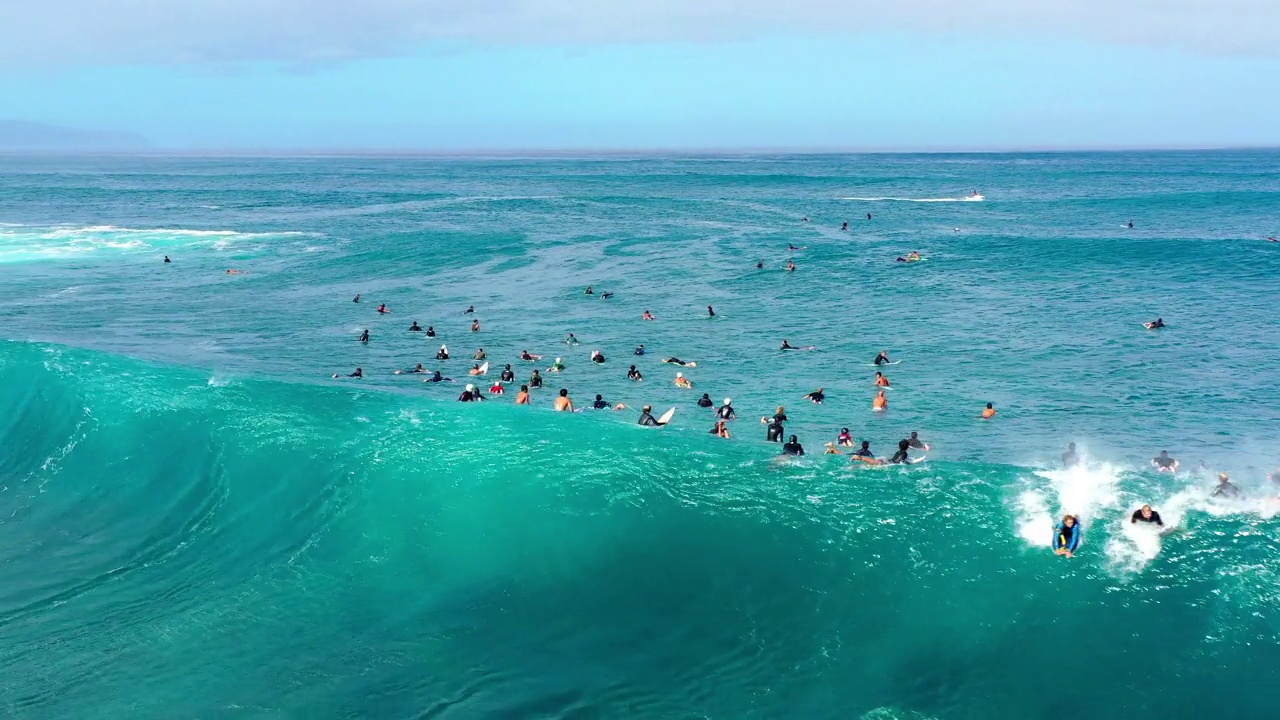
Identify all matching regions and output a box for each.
[1,1,1278,150]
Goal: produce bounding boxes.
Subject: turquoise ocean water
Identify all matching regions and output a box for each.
[2,152,1280,718]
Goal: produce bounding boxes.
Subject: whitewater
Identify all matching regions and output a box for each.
[2,151,1280,718]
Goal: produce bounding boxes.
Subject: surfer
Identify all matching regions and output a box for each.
[471,319,480,332]
[1131,505,1164,526]
[458,384,482,402]
[663,357,696,367]
[585,286,594,295]
[643,310,656,321]
[638,405,668,427]
[756,260,764,269]
[710,420,731,439]
[874,372,890,387]
[530,369,543,388]
[889,440,911,464]
[549,357,565,373]
[408,363,425,374]
[464,305,475,314]
[566,333,579,345]
[1128,221,1134,229]
[837,428,854,447]
[601,292,614,299]
[358,329,369,343]
[591,350,606,364]
[981,403,996,419]
[802,387,825,404]
[436,345,450,360]
[352,294,359,303]
[874,350,891,366]
[515,385,530,405]
[520,350,541,361]
[908,432,929,451]
[841,222,848,231]
[1213,472,1241,498]
[707,305,715,317]
[1053,515,1081,558]
[824,443,842,455]
[164,255,171,263]
[489,381,504,395]
[553,388,574,412]
[474,348,486,360]
[782,435,805,456]
[378,304,389,314]
[334,367,363,379]
[634,344,646,356]
[409,321,421,332]
[787,260,796,272]
[697,393,714,408]
[1062,443,1079,467]
[628,365,643,381]
[765,415,784,442]
[675,372,693,389]
[873,391,888,411]
[426,326,436,337]
[500,365,515,382]
[1152,450,1179,473]
[780,340,795,350]
[468,364,484,376]
[1144,318,1166,330]
[425,371,452,383]
[716,398,737,421]
[853,441,875,460]
[866,213,872,220]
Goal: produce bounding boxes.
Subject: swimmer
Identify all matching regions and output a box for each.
[780,340,795,350]
[591,394,624,410]
[409,363,426,374]
[566,333,579,345]
[471,320,480,332]
[1144,318,1165,330]
[634,344,646,356]
[553,388,574,412]
[709,420,731,439]
[500,364,515,382]
[802,387,825,404]
[873,390,888,411]
[782,435,805,456]
[1212,472,1240,499]
[874,350,891,366]
[638,405,668,427]
[548,357,565,373]
[756,260,763,269]
[333,367,363,379]
[378,304,389,314]
[628,365,643,381]
[663,357,696,367]
[409,321,421,332]
[697,393,714,408]
[1053,515,1080,558]
[352,293,360,303]
[464,305,475,314]
[981,403,996,419]
[1128,221,1134,229]
[515,385,531,404]
[520,350,542,361]
[489,381,504,395]
[468,364,484,376]
[426,326,436,337]
[585,286,594,295]
[866,213,872,221]
[436,345,450,360]
[841,222,848,231]
[600,292,614,299]
[1131,505,1163,526]
[802,217,810,222]
[474,348,486,360]
[358,329,369,343]
[590,350,606,364]
[1062,442,1079,467]
[642,310,656,321]
[787,260,796,272]
[225,269,241,275]
[837,428,854,447]
[424,371,452,383]
[874,372,890,387]
[164,255,171,263]
[716,398,737,421]
[1152,450,1179,473]
[907,431,929,451]
[674,372,693,389]
[530,369,543,388]
[707,305,716,317]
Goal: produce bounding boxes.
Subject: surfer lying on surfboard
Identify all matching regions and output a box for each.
[780,340,816,351]
[638,405,674,426]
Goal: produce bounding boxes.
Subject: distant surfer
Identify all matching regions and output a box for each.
[756,260,764,269]
[628,365,643,381]
[591,350,606,364]
[634,344,645,356]
[409,321,421,332]
[425,371,452,383]
[981,403,996,419]
[500,364,515,382]
[907,432,929,451]
[765,415,784,442]
[164,255,171,263]
[1062,442,1079,467]
[874,372,890,387]
[779,340,814,351]
[643,310,656,321]
[458,384,485,402]
[426,326,436,337]
[716,398,737,420]
[707,305,715,317]
[585,286,594,295]
[802,387,825,404]
[675,372,693,389]
[435,345,449,360]
[333,367,363,379]
[468,364,485,376]
[837,428,854,447]
[1152,450,1179,473]
[638,405,668,427]
[471,319,480,332]
[1053,515,1081,558]
[378,303,389,314]
[515,385,530,404]
[852,441,875,461]
[464,305,475,314]
[600,292,614,299]
[352,293,360,303]
[1131,505,1163,526]
[530,369,543,388]
[474,348,486,360]
[1212,472,1240,499]
[697,393,714,408]
[593,394,625,410]
[782,435,805,456]
[1144,318,1165,329]
[889,440,911,464]
[553,388,574,412]
[358,329,369,343]
[866,213,872,220]
[874,350,891,366]
[873,390,888,412]
[566,333,579,345]
[663,357,696,367]
[841,222,848,231]
[402,363,425,374]
[548,357,565,373]
[520,350,541,361]
[787,260,796,272]
[1128,221,1134,229]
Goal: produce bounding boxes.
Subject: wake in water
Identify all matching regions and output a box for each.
[841,193,984,202]
[0,224,309,263]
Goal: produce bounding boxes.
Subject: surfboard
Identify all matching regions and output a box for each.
[477,362,489,376]
[657,407,677,425]
[865,361,902,366]
[910,455,928,464]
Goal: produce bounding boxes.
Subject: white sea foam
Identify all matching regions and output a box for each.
[0,224,310,264]
[841,195,985,202]
[1017,461,1125,551]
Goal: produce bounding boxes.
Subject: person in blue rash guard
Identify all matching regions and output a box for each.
[1053,515,1081,558]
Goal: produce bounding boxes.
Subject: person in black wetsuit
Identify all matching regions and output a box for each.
[464,305,475,314]
[436,345,449,360]
[782,435,805,456]
[638,405,664,426]
[359,329,369,343]
[530,369,543,388]
[593,394,610,410]
[352,294,360,303]
[600,292,614,299]
[408,363,425,374]
[409,321,421,331]
[802,387,825,404]
[663,357,692,367]
[756,260,763,269]
[888,440,911,464]
[766,416,784,442]
[427,371,449,383]
[337,368,363,378]
[1131,505,1163,526]
[853,441,874,459]
[841,221,848,231]
[500,365,515,382]
[426,326,436,337]
[1213,473,1241,498]
[780,340,796,350]
[707,305,715,317]
[164,255,171,263]
[866,213,872,220]
[716,398,736,420]
[908,432,928,450]
[1145,317,1166,329]
[585,286,594,295]
[1152,450,1178,472]
[591,350,606,363]
[874,350,891,366]
[1062,443,1079,467]
[697,393,714,408]
[628,365,643,381]
[634,344,645,356]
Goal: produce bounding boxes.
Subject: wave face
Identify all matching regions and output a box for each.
[3,340,1280,718]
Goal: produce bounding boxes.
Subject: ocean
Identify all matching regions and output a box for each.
[2,151,1279,719]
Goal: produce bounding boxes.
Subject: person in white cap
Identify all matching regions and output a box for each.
[716,398,736,420]
[549,357,566,373]
[675,372,692,389]
[459,383,481,402]
[436,344,449,360]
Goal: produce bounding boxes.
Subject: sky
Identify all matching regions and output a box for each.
[1,1,1278,151]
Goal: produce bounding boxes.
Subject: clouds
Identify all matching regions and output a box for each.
[1,0,1277,68]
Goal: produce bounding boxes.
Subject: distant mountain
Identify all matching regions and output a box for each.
[0,120,148,151]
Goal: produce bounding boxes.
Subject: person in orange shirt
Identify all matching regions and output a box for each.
[982,403,997,419]
[874,371,891,387]
[873,390,888,411]
[553,388,574,412]
[515,385,530,405]
[675,372,693,389]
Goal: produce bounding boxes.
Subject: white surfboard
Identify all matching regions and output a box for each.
[865,361,903,366]
[477,362,489,376]
[657,407,677,425]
